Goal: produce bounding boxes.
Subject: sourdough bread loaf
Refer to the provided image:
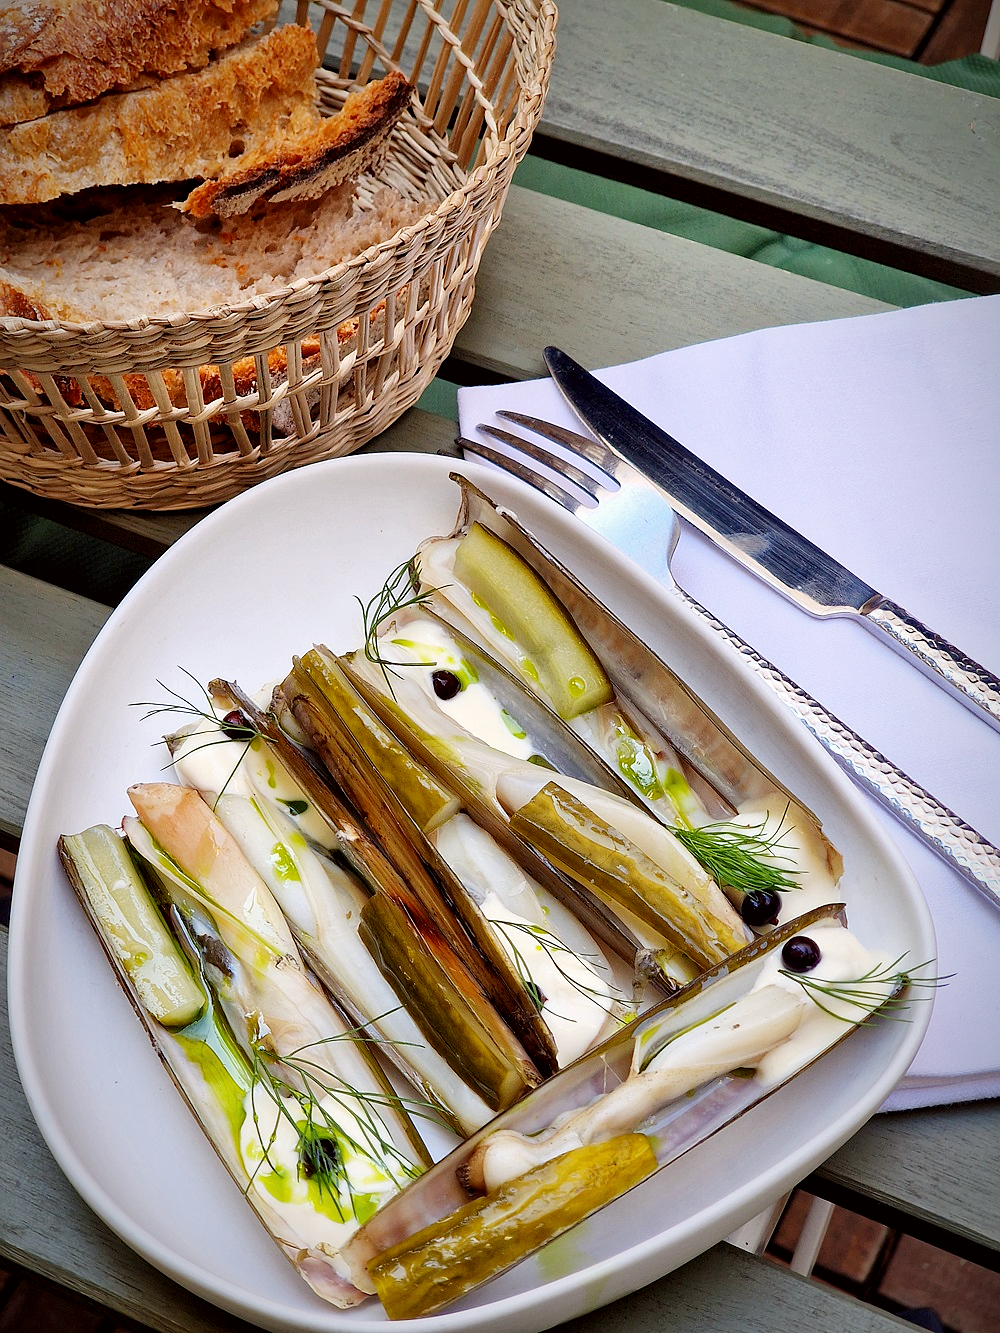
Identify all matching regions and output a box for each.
[0,9,428,436]
[0,22,321,205]
[0,0,280,121]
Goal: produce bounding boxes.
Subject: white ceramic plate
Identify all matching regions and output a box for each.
[9,454,934,1333]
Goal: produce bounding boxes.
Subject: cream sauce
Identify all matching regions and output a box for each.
[382,617,537,761]
[478,892,618,1065]
[708,796,843,920]
[749,919,897,1085]
[239,1083,404,1255]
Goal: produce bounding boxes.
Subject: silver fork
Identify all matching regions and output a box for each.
[458,410,1000,913]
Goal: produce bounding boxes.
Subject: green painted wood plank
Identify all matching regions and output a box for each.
[0,189,888,560]
[0,567,110,846]
[536,0,1000,289]
[457,185,888,382]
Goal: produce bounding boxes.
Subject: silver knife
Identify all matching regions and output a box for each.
[545,346,1000,735]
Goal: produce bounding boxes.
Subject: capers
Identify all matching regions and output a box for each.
[221,709,255,740]
[740,889,781,927]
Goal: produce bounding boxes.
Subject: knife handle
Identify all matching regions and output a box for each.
[864,599,1000,735]
[672,587,1000,914]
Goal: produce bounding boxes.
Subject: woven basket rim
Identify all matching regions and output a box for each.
[0,0,556,346]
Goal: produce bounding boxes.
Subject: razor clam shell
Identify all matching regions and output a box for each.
[218,678,550,1103]
[59,834,372,1309]
[185,783,497,1137]
[415,609,652,808]
[346,902,857,1280]
[435,475,826,826]
[279,654,562,1080]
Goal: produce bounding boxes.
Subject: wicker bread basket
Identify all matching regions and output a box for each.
[0,0,557,510]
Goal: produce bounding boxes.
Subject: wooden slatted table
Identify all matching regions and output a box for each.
[2,3,998,1329]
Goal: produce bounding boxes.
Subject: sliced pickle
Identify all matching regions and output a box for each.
[285,648,460,833]
[452,522,613,720]
[348,905,914,1317]
[360,891,537,1113]
[59,825,204,1028]
[510,782,739,972]
[368,1134,657,1320]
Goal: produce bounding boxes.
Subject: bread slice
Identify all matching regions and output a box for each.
[0,181,428,323]
[0,181,430,423]
[0,0,280,119]
[183,69,414,218]
[0,22,321,205]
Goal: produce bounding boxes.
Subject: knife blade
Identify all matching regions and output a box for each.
[544,345,1000,736]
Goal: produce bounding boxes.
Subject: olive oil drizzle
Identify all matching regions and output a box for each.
[243,1029,428,1215]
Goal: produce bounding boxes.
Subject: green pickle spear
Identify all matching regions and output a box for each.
[58,825,204,1027]
[288,647,460,833]
[452,522,613,720]
[359,890,539,1113]
[368,1133,657,1319]
[510,782,742,970]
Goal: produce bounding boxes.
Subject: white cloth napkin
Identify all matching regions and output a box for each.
[457,293,1000,1112]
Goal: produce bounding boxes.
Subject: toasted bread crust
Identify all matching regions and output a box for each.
[183,69,413,219]
[0,24,321,205]
[0,70,50,125]
[0,0,280,107]
[0,276,49,321]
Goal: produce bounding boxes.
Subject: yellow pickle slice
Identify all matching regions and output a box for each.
[368,1133,658,1319]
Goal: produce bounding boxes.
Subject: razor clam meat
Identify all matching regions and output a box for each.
[168,705,500,1135]
[59,822,426,1308]
[347,907,919,1318]
[344,635,751,973]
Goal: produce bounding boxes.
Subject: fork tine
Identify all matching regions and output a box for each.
[456,436,579,512]
[475,422,603,500]
[496,411,619,479]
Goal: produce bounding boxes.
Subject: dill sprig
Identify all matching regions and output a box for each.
[255,1033,429,1189]
[492,918,626,1023]
[780,954,944,1024]
[239,1003,443,1217]
[133,667,221,729]
[357,558,437,681]
[672,809,801,897]
[131,670,266,806]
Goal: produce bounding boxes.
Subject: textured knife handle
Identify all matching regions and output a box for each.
[673,587,1000,913]
[865,599,1000,735]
